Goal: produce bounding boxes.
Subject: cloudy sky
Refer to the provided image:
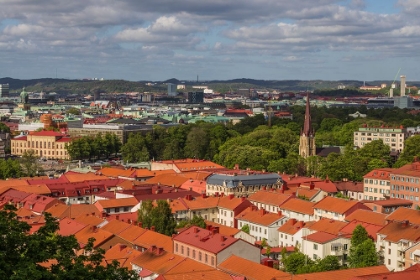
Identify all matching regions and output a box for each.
[0,0,419,81]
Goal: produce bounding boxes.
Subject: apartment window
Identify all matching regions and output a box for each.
[175,243,178,252]
[205,254,208,263]
[187,248,190,257]
[193,250,196,259]
[211,256,215,266]
[364,187,368,192]
[199,252,202,261]
[313,244,318,250]
[344,244,348,250]
[388,248,391,254]
[181,246,184,254]
[388,259,391,265]
[313,254,318,259]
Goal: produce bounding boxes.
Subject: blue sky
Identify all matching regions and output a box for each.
[0,0,419,82]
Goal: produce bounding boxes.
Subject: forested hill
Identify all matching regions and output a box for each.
[2,77,420,94]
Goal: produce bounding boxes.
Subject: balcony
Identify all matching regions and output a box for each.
[330,249,343,256]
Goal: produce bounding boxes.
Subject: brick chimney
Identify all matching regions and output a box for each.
[229,194,234,200]
[119,244,127,251]
[260,208,266,216]
[212,227,219,235]
[151,226,156,232]
[194,227,200,233]
[156,247,164,255]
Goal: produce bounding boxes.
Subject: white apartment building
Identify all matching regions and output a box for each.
[236,207,286,247]
[363,168,392,201]
[278,219,307,248]
[353,126,408,152]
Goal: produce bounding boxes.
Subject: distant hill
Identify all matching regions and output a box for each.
[1,77,419,94]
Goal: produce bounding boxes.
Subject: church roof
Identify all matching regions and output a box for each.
[303,93,313,136]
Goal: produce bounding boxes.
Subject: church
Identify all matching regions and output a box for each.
[299,94,316,158]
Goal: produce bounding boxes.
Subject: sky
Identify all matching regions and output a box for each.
[0,0,419,82]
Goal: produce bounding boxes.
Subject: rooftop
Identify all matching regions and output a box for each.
[236,207,285,226]
[313,196,366,214]
[248,190,293,206]
[206,173,281,188]
[345,209,387,226]
[279,198,315,215]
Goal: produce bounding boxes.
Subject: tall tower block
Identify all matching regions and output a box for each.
[299,93,316,158]
[400,75,406,96]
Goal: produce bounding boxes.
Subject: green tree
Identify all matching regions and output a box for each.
[121,133,149,163]
[66,107,81,115]
[282,252,313,274]
[20,149,42,177]
[348,225,378,268]
[316,255,340,271]
[138,200,176,236]
[0,159,22,179]
[0,206,137,279]
[241,224,250,234]
[0,122,11,133]
[184,127,209,159]
[176,215,206,229]
[395,135,420,167]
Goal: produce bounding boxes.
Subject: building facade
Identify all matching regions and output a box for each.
[353,125,408,152]
[11,131,71,159]
[363,168,392,201]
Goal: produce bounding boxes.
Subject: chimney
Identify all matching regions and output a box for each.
[116,215,119,220]
[91,225,97,232]
[156,247,164,255]
[206,224,212,231]
[151,226,156,231]
[220,235,226,242]
[101,211,107,218]
[201,193,207,199]
[215,192,219,197]
[241,196,246,202]
[212,227,219,235]
[138,222,143,228]
[149,245,157,253]
[260,208,265,216]
[277,210,282,216]
[221,193,225,197]
[309,182,315,190]
[194,227,200,233]
[119,244,127,251]
[234,164,239,170]
[402,220,409,228]
[229,194,234,200]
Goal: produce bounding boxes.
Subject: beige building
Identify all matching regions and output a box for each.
[11,131,71,159]
[353,126,408,152]
[363,168,392,201]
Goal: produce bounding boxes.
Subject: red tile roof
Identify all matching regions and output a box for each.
[58,217,87,236]
[278,219,307,235]
[293,265,389,280]
[339,220,384,241]
[279,198,315,215]
[378,221,420,243]
[345,209,387,226]
[306,218,348,235]
[305,231,341,243]
[313,196,366,214]
[173,226,238,254]
[236,207,285,226]
[102,243,141,270]
[385,207,420,225]
[248,190,293,206]
[218,255,290,280]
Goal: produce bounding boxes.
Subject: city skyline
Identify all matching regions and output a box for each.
[0,0,419,82]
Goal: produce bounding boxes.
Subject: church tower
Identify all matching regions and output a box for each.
[299,93,316,158]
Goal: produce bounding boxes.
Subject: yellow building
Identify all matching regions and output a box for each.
[11,131,71,159]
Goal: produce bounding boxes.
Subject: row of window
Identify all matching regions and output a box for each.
[12,149,67,156]
[391,185,419,192]
[175,244,215,265]
[364,187,390,194]
[391,176,419,183]
[12,141,66,149]
[364,179,390,186]
[390,194,419,201]
[239,222,268,234]
[356,132,400,137]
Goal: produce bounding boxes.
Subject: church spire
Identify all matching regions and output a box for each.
[303,93,312,136]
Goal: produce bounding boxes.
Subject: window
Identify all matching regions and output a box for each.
[388,259,391,265]
[175,243,178,252]
[199,252,202,261]
[313,254,318,259]
[388,248,391,254]
[211,256,215,266]
[313,244,318,250]
[187,248,190,257]
[205,254,208,263]
[181,246,184,254]
[344,244,348,250]
[193,250,196,259]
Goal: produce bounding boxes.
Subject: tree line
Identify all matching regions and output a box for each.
[62,105,420,180]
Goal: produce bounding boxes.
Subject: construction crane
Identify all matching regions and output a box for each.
[388,68,401,97]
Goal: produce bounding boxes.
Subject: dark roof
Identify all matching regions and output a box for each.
[107,118,141,125]
[316,147,341,157]
[206,173,282,188]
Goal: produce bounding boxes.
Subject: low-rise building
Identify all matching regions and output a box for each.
[236,207,287,246]
[248,190,293,214]
[313,196,370,221]
[278,198,315,222]
[363,168,392,201]
[353,125,408,152]
[173,226,260,267]
[11,131,71,159]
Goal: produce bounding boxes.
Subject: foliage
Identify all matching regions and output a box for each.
[66,133,121,161]
[138,200,177,236]
[66,107,81,115]
[0,206,137,280]
[20,149,43,177]
[0,122,11,133]
[348,225,379,268]
[241,224,250,234]
[176,215,206,229]
[394,135,420,167]
[282,252,340,274]
[0,158,22,179]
